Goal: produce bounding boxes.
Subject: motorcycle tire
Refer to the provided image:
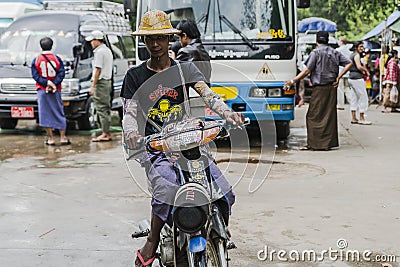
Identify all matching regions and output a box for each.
[187,236,226,267]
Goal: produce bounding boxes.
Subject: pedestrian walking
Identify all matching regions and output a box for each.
[283,31,352,151]
[120,10,243,266]
[335,37,353,110]
[348,41,372,124]
[381,50,400,113]
[31,37,70,146]
[175,19,211,83]
[86,30,114,142]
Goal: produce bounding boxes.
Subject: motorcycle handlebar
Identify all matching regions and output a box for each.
[144,117,250,145]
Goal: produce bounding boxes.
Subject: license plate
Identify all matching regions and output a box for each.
[267,104,280,111]
[11,106,34,118]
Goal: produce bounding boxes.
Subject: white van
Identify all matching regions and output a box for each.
[0,0,135,130]
[0,2,42,34]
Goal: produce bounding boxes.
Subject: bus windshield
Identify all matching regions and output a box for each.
[140,0,294,42]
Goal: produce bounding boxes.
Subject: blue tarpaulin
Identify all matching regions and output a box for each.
[298,17,337,33]
[362,11,400,40]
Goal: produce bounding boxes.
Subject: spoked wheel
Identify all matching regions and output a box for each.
[205,239,221,267]
[213,239,228,267]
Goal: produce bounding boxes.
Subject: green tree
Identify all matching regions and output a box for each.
[298,0,398,40]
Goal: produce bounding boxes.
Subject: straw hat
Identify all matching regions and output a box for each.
[131,10,181,36]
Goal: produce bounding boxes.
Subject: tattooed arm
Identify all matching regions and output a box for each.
[193,81,244,126]
[122,98,143,149]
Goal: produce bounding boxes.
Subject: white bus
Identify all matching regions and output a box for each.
[134,0,310,140]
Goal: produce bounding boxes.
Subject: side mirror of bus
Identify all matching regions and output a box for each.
[123,0,136,18]
[297,0,310,8]
[73,43,83,58]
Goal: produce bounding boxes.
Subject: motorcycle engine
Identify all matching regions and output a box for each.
[159,234,174,265]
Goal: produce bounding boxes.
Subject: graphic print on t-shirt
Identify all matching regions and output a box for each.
[147,84,183,124]
[148,99,183,123]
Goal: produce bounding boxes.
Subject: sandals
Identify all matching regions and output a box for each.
[358,120,372,125]
[350,120,358,124]
[92,136,112,142]
[45,140,55,146]
[299,146,330,151]
[60,139,72,146]
[45,139,72,146]
[136,250,155,267]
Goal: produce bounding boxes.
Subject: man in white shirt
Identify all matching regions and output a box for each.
[86,30,114,142]
[336,37,353,110]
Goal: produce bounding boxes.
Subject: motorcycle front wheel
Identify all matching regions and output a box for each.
[188,236,226,267]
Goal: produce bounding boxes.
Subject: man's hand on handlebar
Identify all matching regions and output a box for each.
[224,111,245,128]
[125,132,144,150]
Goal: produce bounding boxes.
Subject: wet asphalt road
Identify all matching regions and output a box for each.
[1,105,399,267]
[0,120,123,162]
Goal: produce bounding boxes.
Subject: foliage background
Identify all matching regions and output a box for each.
[298,0,399,41]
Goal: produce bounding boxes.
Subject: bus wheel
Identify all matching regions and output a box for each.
[0,118,18,129]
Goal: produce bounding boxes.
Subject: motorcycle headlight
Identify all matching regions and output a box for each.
[61,78,79,94]
[173,183,210,233]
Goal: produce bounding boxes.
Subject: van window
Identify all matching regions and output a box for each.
[81,40,93,60]
[108,34,124,59]
[121,36,135,59]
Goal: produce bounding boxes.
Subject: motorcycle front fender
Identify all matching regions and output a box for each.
[210,208,230,240]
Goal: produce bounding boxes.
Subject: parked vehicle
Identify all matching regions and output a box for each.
[129,117,249,267]
[0,0,135,130]
[0,1,42,35]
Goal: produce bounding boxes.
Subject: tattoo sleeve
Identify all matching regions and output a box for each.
[193,81,231,118]
[122,98,139,139]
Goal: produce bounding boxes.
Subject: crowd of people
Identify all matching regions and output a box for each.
[286,30,400,151]
[333,38,400,114]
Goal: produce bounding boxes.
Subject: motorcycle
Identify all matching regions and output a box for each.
[129,117,249,267]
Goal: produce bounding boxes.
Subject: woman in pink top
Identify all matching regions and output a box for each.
[382,50,400,113]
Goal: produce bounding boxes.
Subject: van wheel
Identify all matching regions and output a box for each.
[77,97,98,130]
[275,121,290,140]
[0,118,18,129]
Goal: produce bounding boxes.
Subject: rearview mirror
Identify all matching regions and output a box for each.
[297,0,310,8]
[72,43,83,57]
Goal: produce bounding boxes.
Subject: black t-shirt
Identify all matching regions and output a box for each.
[121,59,205,135]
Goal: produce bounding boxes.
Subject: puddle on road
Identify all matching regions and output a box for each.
[216,157,325,179]
[0,120,123,162]
[1,123,311,176]
[275,127,307,152]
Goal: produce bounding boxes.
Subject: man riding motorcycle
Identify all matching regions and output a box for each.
[120,10,244,267]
